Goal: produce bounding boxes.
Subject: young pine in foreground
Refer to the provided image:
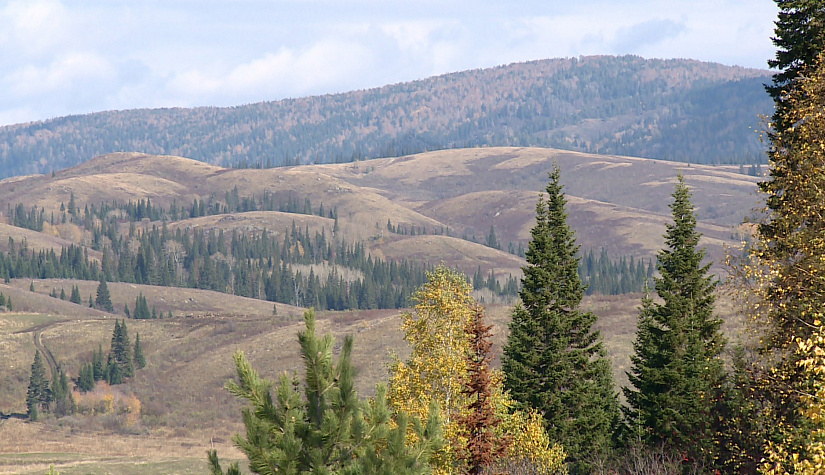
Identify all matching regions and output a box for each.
[210,309,443,475]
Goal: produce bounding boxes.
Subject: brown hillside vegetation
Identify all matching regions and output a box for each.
[0,147,758,272]
[0,147,758,473]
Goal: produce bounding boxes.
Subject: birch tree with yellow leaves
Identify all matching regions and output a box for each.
[388,265,566,474]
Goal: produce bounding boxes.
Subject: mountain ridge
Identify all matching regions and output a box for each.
[0,55,772,179]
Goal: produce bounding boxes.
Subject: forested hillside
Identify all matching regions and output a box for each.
[0,55,771,179]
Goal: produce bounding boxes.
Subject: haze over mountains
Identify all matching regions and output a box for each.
[0,55,772,179]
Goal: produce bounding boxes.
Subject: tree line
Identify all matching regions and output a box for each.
[26,320,145,421]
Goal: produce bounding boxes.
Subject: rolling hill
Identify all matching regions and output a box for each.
[0,147,759,473]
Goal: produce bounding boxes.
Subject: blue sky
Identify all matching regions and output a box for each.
[0,0,778,127]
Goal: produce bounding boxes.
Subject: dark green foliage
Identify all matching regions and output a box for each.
[92,344,105,381]
[0,219,428,311]
[51,366,74,416]
[766,0,825,133]
[69,285,82,304]
[26,351,50,419]
[578,248,654,295]
[134,333,146,370]
[622,175,725,465]
[712,346,766,473]
[106,354,123,385]
[502,165,619,473]
[109,320,134,379]
[95,278,113,312]
[77,362,95,392]
[208,449,241,475]
[9,203,45,231]
[133,293,151,319]
[485,225,501,250]
[213,309,443,474]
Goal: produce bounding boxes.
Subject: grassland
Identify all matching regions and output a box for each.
[0,148,758,473]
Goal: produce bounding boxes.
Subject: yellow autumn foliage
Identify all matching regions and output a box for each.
[762,321,825,474]
[388,265,566,474]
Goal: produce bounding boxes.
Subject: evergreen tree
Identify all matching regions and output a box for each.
[109,319,134,379]
[26,351,50,419]
[210,309,443,474]
[133,293,151,319]
[749,51,825,472]
[622,175,725,466]
[134,333,146,370]
[95,278,113,312]
[51,366,73,416]
[106,354,123,385]
[92,344,105,381]
[69,285,81,304]
[77,362,95,392]
[502,164,619,473]
[766,0,825,133]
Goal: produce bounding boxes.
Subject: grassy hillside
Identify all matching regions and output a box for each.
[0,148,758,473]
[0,55,771,178]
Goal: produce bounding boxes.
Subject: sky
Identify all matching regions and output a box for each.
[0,0,778,127]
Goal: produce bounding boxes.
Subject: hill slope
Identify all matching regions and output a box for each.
[0,148,758,278]
[0,55,771,178]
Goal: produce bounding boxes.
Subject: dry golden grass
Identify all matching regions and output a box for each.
[0,148,760,473]
[375,234,525,280]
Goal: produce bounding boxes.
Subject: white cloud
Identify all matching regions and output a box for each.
[165,39,375,104]
[0,0,779,126]
[0,0,70,57]
[7,52,116,95]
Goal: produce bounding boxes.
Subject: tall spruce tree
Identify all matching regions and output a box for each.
[26,350,50,420]
[109,319,134,379]
[134,333,146,370]
[502,164,619,473]
[95,278,113,312]
[622,175,725,465]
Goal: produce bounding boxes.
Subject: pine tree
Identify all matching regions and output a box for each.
[210,309,443,474]
[95,278,113,312]
[69,285,81,304]
[77,362,95,392]
[26,351,50,419]
[134,333,146,370]
[106,354,123,385]
[622,174,725,465]
[109,319,134,379]
[51,366,73,416]
[766,0,825,133]
[502,164,619,473]
[133,293,150,319]
[93,344,105,381]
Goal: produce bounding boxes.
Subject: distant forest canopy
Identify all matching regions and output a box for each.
[0,55,772,179]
